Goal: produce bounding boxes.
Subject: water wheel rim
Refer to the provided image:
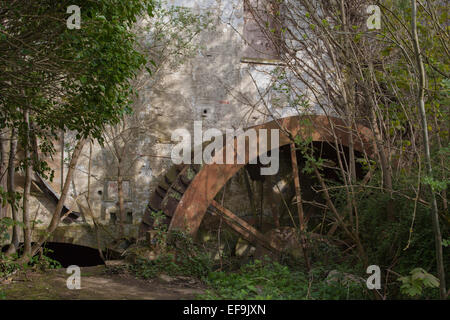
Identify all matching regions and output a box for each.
[166,115,375,236]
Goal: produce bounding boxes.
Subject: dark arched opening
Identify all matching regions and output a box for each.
[42,242,105,267]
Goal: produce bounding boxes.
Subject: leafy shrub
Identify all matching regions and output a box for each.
[129,248,212,280]
[199,259,370,300]
[0,253,19,279]
[29,248,62,271]
[128,212,212,280]
[1,247,60,280]
[398,268,440,297]
[0,217,23,245]
[332,173,449,299]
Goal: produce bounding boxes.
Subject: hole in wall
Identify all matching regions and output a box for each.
[43,242,105,268]
[126,211,133,224]
[1,242,107,268]
[109,212,117,225]
[107,211,133,225]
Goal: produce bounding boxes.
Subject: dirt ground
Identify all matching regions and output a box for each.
[0,265,206,300]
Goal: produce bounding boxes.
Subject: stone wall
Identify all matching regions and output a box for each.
[29,0,313,246]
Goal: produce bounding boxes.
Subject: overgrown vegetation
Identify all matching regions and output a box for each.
[0,0,448,301]
[200,259,370,300]
[241,0,449,299]
[124,211,212,280]
[0,0,156,263]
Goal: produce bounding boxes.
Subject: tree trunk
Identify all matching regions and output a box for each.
[61,131,64,194]
[6,128,19,254]
[17,137,86,264]
[290,143,311,270]
[368,96,395,222]
[117,161,125,238]
[411,0,446,299]
[0,130,8,219]
[22,109,32,258]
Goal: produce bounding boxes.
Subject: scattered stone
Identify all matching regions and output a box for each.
[235,238,256,257]
[254,226,303,261]
[211,243,227,261]
[123,245,165,263]
[0,277,12,285]
[158,274,174,283]
[105,260,129,267]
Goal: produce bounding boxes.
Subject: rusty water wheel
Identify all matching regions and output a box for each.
[139,163,200,231]
[139,115,375,253]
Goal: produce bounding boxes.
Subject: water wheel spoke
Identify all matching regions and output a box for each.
[211,200,280,253]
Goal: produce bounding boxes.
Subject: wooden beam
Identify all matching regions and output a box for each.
[211,200,280,252]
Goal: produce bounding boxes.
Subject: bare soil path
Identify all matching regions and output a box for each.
[0,265,206,300]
